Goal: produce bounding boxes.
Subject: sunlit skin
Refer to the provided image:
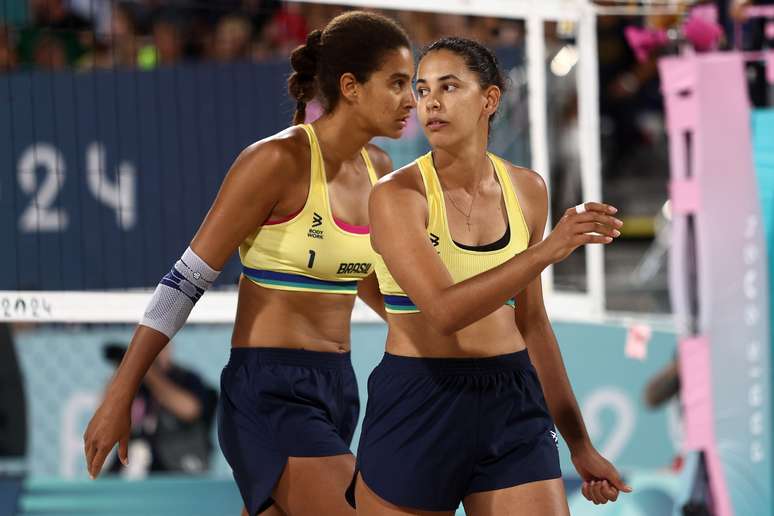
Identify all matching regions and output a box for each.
[355,49,630,516]
[83,45,415,516]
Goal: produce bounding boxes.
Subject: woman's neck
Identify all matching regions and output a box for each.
[431,136,491,193]
[312,111,371,171]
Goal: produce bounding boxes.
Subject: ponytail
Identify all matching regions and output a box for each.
[287,29,322,124]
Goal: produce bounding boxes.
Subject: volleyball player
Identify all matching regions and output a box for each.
[352,37,631,515]
[83,12,416,516]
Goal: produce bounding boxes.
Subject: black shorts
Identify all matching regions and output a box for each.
[217,347,359,515]
[351,350,561,511]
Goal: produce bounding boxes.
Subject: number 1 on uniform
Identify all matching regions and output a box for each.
[307,250,316,268]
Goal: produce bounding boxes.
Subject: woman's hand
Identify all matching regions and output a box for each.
[539,202,622,264]
[571,441,633,505]
[83,395,131,479]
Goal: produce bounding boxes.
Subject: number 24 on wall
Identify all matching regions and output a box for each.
[14,142,137,233]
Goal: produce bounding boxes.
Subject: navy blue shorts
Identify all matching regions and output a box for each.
[351,350,561,511]
[217,347,359,516]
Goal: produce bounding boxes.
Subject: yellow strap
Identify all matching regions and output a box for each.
[300,124,327,189]
[360,148,379,185]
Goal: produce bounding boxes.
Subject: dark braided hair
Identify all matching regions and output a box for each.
[419,37,508,130]
[287,11,410,125]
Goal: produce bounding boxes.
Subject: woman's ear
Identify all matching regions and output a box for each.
[340,72,360,104]
[483,85,501,117]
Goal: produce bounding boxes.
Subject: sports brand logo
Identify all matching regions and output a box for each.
[549,429,558,446]
[429,233,440,247]
[308,212,324,239]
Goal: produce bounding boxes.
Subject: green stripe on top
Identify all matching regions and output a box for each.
[385,303,420,312]
[243,267,358,292]
[249,277,357,292]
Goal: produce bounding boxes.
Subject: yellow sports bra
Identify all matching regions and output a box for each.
[239,124,379,295]
[374,152,530,313]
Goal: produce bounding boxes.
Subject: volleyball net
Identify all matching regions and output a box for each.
[0,0,688,325]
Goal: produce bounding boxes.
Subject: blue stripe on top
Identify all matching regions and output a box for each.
[242,267,358,290]
[383,294,517,311]
[383,295,416,307]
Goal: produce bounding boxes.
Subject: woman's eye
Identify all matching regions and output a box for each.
[416,88,428,97]
[444,84,457,92]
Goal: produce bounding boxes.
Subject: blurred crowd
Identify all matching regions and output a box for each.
[0,0,525,72]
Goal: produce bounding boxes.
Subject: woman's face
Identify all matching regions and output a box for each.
[356,47,416,139]
[415,49,497,149]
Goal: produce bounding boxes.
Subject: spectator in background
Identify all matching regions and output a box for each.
[259,1,307,56]
[103,342,217,475]
[108,2,143,68]
[33,32,68,69]
[148,10,186,66]
[16,0,93,66]
[597,12,662,180]
[0,25,18,71]
[395,11,437,47]
[211,13,252,62]
[730,0,774,106]
[240,0,282,37]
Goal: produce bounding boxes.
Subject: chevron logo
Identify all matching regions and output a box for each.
[429,233,439,247]
[549,429,558,446]
[312,212,323,227]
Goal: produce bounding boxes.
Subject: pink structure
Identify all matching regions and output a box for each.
[660,52,772,516]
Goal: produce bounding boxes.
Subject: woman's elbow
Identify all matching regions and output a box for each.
[424,305,460,336]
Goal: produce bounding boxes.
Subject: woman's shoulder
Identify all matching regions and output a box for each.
[495,157,547,202]
[364,143,393,179]
[374,159,424,194]
[236,125,311,179]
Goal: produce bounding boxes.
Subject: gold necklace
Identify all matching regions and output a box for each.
[441,177,482,232]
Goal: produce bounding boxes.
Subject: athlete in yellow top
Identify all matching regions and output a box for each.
[83,12,416,516]
[240,123,379,294]
[352,38,631,515]
[374,151,529,313]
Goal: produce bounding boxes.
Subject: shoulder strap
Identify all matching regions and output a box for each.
[360,148,379,185]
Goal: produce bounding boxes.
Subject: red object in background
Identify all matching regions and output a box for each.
[671,454,685,472]
[270,7,308,48]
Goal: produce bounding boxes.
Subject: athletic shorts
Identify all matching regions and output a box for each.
[349,350,561,511]
[217,347,359,515]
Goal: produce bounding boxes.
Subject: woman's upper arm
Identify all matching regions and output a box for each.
[513,166,551,326]
[369,170,455,314]
[189,138,296,269]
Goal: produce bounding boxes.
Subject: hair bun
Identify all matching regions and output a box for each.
[291,29,322,77]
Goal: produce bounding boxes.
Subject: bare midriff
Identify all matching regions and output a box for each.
[231,276,356,353]
[384,306,527,358]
